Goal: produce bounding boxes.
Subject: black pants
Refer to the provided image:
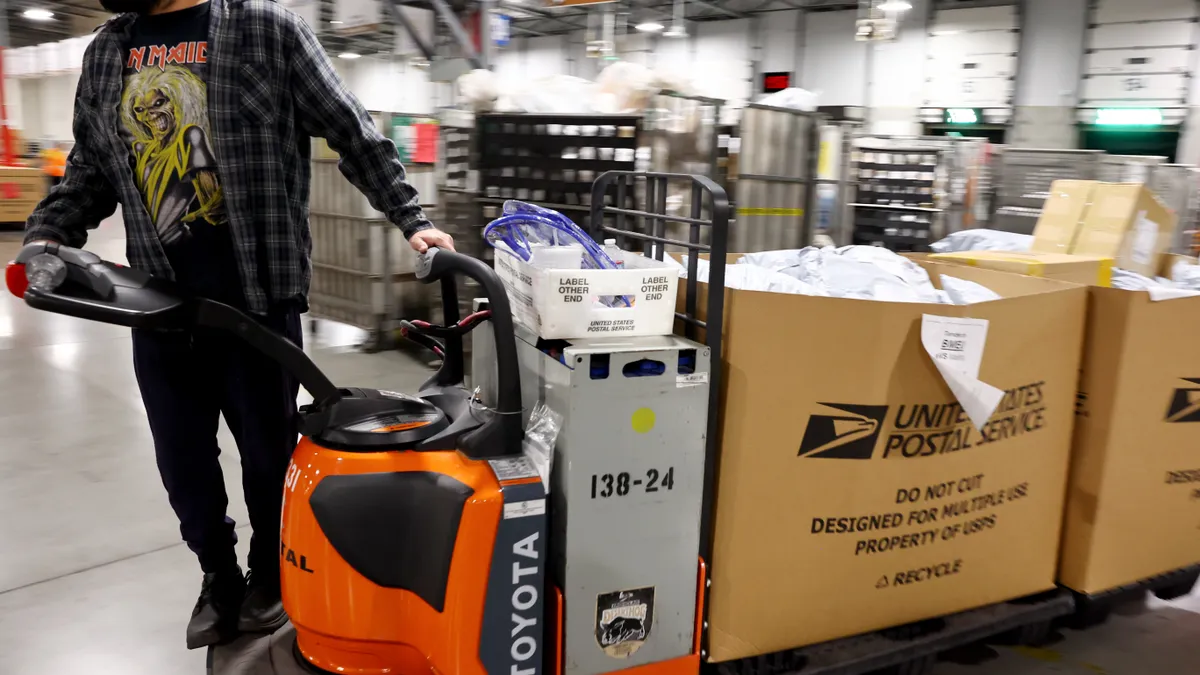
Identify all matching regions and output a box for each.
[133,307,302,576]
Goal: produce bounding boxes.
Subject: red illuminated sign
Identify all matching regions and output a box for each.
[763,72,791,93]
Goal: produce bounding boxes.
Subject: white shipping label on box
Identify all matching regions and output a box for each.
[494,251,680,340]
[921,315,1005,430]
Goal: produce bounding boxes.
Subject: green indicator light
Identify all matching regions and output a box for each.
[1095,108,1163,126]
[945,108,979,124]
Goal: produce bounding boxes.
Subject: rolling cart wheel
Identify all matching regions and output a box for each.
[1153,577,1199,601]
[1069,601,1112,630]
[872,654,937,675]
[1011,620,1054,647]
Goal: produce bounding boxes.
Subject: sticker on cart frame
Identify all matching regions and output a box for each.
[595,587,654,658]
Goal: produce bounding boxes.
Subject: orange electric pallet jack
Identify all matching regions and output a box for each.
[7,244,550,675]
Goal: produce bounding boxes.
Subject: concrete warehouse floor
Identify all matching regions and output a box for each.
[0,217,1197,675]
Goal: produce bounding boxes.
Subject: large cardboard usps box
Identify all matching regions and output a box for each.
[1058,283,1200,594]
[692,259,1087,662]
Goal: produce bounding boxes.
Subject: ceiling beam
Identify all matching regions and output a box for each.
[688,0,748,19]
[499,2,588,30]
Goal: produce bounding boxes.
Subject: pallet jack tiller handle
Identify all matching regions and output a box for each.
[6,242,342,408]
[415,247,524,455]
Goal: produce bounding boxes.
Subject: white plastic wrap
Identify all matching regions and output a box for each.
[756,87,819,111]
[680,256,822,295]
[596,62,660,113]
[674,247,997,305]
[457,69,501,112]
[1112,267,1200,301]
[930,229,1034,254]
[651,65,696,97]
[1170,259,1200,290]
[523,402,562,492]
[507,75,599,114]
[941,275,1003,305]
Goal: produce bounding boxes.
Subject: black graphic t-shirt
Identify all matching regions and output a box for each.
[120,2,241,305]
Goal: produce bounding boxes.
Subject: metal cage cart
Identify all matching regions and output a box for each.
[472,171,730,675]
[643,93,725,186]
[585,171,729,669]
[732,104,823,252]
[849,139,945,251]
[991,148,1103,235]
[307,134,435,351]
[1097,154,1166,184]
[1149,163,1200,254]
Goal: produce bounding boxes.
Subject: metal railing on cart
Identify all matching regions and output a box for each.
[588,170,730,661]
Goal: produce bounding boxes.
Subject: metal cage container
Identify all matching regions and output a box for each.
[733,105,821,252]
[992,148,1103,234]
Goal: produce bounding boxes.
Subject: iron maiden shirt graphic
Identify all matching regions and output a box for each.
[120,39,225,246]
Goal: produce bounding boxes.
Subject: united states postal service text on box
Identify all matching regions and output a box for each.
[494,251,680,340]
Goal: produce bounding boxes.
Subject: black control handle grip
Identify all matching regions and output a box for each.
[14,242,192,330]
[415,248,523,457]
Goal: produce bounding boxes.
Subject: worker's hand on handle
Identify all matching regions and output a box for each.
[410,228,455,253]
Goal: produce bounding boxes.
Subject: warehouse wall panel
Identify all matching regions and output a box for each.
[761,9,804,75]
[924,3,1018,109]
[870,0,929,134]
[800,10,868,107]
[653,31,696,77]
[1081,0,1198,115]
[1010,0,1087,147]
[693,19,755,103]
[335,57,435,114]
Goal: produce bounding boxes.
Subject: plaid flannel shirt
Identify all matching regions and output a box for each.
[24,0,432,313]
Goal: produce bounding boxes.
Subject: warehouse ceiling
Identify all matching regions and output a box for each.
[496,0,858,36]
[6,0,108,47]
[3,0,863,51]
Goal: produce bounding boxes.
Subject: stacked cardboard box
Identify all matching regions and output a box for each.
[1030,180,1175,277]
[937,182,1200,597]
[696,260,1087,661]
[929,251,1113,287]
[1059,254,1200,594]
[0,166,47,223]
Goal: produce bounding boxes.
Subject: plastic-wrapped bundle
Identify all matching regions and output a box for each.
[456,69,500,112]
[484,201,619,270]
[930,229,1034,254]
[675,246,1000,305]
[484,201,630,306]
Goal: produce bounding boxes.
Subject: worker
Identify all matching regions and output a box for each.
[41,143,67,189]
[23,0,456,651]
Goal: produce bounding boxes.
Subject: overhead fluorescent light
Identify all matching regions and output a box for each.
[878,0,912,11]
[635,21,664,32]
[22,9,55,21]
[338,52,362,60]
[330,20,344,24]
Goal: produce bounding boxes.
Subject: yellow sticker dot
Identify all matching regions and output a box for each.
[631,408,656,434]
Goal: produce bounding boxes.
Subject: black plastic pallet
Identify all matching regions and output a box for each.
[708,589,1073,675]
[1066,564,1200,630]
